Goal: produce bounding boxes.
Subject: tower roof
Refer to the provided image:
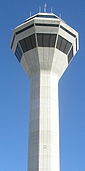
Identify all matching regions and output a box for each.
[24,12,65,23]
[10,12,79,78]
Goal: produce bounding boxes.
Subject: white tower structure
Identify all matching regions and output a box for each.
[11,12,79,171]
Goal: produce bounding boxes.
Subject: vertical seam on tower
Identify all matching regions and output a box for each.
[34,21,40,73]
[51,22,60,73]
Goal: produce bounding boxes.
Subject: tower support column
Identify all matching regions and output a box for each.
[29,70,60,171]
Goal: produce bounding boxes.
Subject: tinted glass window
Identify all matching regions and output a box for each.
[30,34,36,48]
[64,41,72,54]
[37,33,57,47]
[15,44,23,62]
[20,39,28,52]
[50,34,57,47]
[43,34,50,47]
[68,47,73,63]
[56,35,72,54]
[60,38,67,52]
[37,33,42,46]
[56,35,62,50]
[19,34,36,52]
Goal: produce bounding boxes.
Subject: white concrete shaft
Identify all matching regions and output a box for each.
[28,70,60,171]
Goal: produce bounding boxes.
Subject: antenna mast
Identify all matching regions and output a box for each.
[51,7,53,13]
[44,3,47,12]
[30,11,31,17]
[39,6,41,12]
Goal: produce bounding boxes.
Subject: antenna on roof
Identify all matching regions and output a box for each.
[30,11,31,17]
[44,3,47,12]
[51,7,53,13]
[59,13,62,18]
[39,6,41,12]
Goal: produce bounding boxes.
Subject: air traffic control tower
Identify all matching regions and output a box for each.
[11,12,79,171]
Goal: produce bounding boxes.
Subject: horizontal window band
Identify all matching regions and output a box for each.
[16,23,59,36]
[35,23,59,27]
[11,23,76,50]
[11,24,58,48]
[19,33,57,53]
[60,25,76,38]
[16,24,34,35]
[37,15,58,19]
[14,32,74,63]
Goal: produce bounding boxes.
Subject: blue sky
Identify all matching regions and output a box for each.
[0,0,85,171]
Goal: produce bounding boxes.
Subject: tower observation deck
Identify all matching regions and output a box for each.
[11,12,79,171]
